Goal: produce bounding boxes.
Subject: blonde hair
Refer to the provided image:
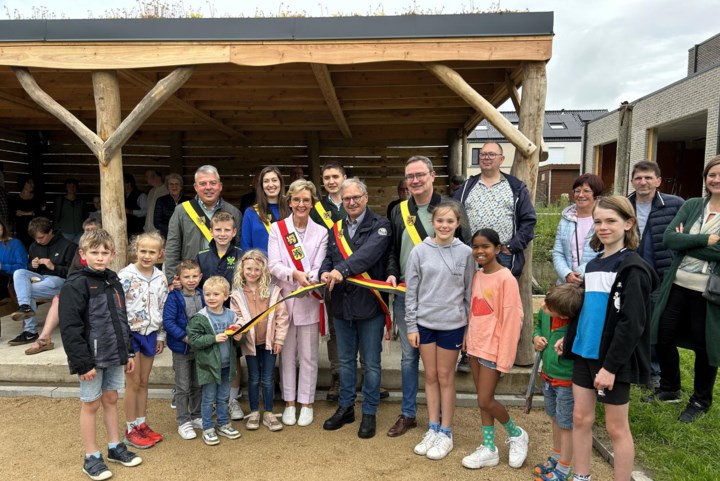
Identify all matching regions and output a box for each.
[285,179,318,205]
[232,249,271,299]
[134,231,165,251]
[590,196,639,251]
[79,229,115,252]
[204,275,230,295]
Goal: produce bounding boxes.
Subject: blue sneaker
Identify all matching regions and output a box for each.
[536,468,570,481]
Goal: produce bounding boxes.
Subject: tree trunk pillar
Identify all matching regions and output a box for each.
[448,129,462,187]
[510,61,547,366]
[93,70,128,270]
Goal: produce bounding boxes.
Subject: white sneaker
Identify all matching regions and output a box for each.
[506,427,529,468]
[426,431,453,460]
[202,428,219,446]
[191,418,203,430]
[282,406,297,426]
[177,421,197,440]
[263,412,284,432]
[217,423,241,440]
[246,411,261,431]
[461,445,500,469]
[297,406,314,426]
[229,398,245,421]
[413,429,438,456]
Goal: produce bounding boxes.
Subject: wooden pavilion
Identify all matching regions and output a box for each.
[0,13,552,362]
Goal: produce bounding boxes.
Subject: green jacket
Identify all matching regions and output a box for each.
[533,309,574,381]
[187,307,239,386]
[651,197,720,366]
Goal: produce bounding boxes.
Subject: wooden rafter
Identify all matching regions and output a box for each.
[424,62,537,158]
[505,72,549,160]
[118,69,245,139]
[13,66,195,164]
[311,64,352,139]
[0,90,51,114]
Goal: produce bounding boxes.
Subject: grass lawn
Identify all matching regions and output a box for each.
[625,350,719,480]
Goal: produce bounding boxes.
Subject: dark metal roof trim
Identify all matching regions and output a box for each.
[0,13,553,42]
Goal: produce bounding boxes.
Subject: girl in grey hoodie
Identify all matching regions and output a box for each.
[405,201,475,461]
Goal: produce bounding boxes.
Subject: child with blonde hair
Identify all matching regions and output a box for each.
[230,250,289,431]
[119,231,168,449]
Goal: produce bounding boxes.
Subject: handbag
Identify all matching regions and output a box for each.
[702,267,720,305]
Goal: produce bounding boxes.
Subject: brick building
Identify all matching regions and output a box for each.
[585,32,720,198]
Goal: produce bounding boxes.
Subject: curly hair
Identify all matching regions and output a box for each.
[232,249,271,300]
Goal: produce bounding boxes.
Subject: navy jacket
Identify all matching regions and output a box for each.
[629,191,684,280]
[59,267,132,375]
[453,172,537,276]
[153,194,190,239]
[163,288,206,354]
[196,241,243,288]
[320,208,391,321]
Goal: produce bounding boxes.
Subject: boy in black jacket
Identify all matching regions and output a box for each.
[59,229,142,480]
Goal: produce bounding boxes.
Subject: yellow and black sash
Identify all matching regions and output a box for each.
[399,199,428,246]
[253,204,278,234]
[182,199,213,243]
[314,201,335,229]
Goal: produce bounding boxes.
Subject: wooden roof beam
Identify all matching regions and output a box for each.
[118,69,245,139]
[505,72,549,160]
[424,62,536,158]
[0,90,52,115]
[311,63,352,139]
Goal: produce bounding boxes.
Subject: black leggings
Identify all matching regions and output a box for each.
[656,284,718,408]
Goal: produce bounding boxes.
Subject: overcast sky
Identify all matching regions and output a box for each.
[2,0,718,111]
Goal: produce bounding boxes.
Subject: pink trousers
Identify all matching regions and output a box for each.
[280,322,319,404]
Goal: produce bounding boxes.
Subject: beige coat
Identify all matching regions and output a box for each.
[229,283,289,356]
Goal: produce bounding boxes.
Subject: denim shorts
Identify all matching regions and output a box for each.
[418,325,465,350]
[79,365,125,402]
[132,331,158,357]
[542,381,574,429]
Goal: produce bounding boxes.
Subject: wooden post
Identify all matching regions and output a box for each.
[646,127,658,162]
[510,62,547,366]
[169,131,184,176]
[93,71,128,271]
[614,102,633,195]
[447,129,462,181]
[308,132,321,190]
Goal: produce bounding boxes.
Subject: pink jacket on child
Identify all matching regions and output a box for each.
[229,284,289,356]
[465,268,524,373]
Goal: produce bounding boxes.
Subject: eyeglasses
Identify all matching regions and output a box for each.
[404,172,431,182]
[479,152,502,159]
[342,194,366,204]
[290,198,313,205]
[573,189,594,195]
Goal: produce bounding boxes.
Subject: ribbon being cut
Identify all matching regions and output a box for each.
[226,278,406,338]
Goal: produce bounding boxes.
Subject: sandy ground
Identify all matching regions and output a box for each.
[0,396,615,481]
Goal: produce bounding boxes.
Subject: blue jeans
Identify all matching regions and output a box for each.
[201,366,231,430]
[245,346,276,413]
[394,294,419,418]
[496,251,513,271]
[334,312,385,415]
[12,270,65,334]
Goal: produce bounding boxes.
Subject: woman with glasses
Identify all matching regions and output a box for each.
[552,174,604,285]
[242,166,290,254]
[268,179,328,428]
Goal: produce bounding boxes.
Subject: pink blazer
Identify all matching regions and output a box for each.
[268,214,328,326]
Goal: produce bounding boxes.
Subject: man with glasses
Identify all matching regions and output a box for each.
[320,178,392,438]
[385,155,469,437]
[453,142,536,277]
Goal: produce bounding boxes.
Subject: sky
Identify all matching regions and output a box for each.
[1,0,718,111]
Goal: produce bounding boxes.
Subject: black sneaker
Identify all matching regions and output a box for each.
[457,353,471,373]
[8,331,39,346]
[679,401,709,424]
[640,389,682,403]
[82,455,112,481]
[11,304,35,322]
[108,443,143,467]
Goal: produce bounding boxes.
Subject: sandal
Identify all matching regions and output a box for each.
[25,338,54,355]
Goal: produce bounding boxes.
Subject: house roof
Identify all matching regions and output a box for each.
[0,13,554,144]
[469,109,607,142]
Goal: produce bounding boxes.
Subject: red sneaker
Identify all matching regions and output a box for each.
[136,422,163,443]
[124,427,155,449]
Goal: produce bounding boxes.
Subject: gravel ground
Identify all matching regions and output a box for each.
[0,396,615,480]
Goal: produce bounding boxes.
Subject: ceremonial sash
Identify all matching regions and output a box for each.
[276,219,327,334]
[314,201,335,229]
[253,204,277,234]
[182,200,213,243]
[399,200,428,246]
[333,220,393,337]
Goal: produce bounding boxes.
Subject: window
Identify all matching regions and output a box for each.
[476,125,488,131]
[471,148,480,166]
[549,122,566,130]
[547,146,565,162]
